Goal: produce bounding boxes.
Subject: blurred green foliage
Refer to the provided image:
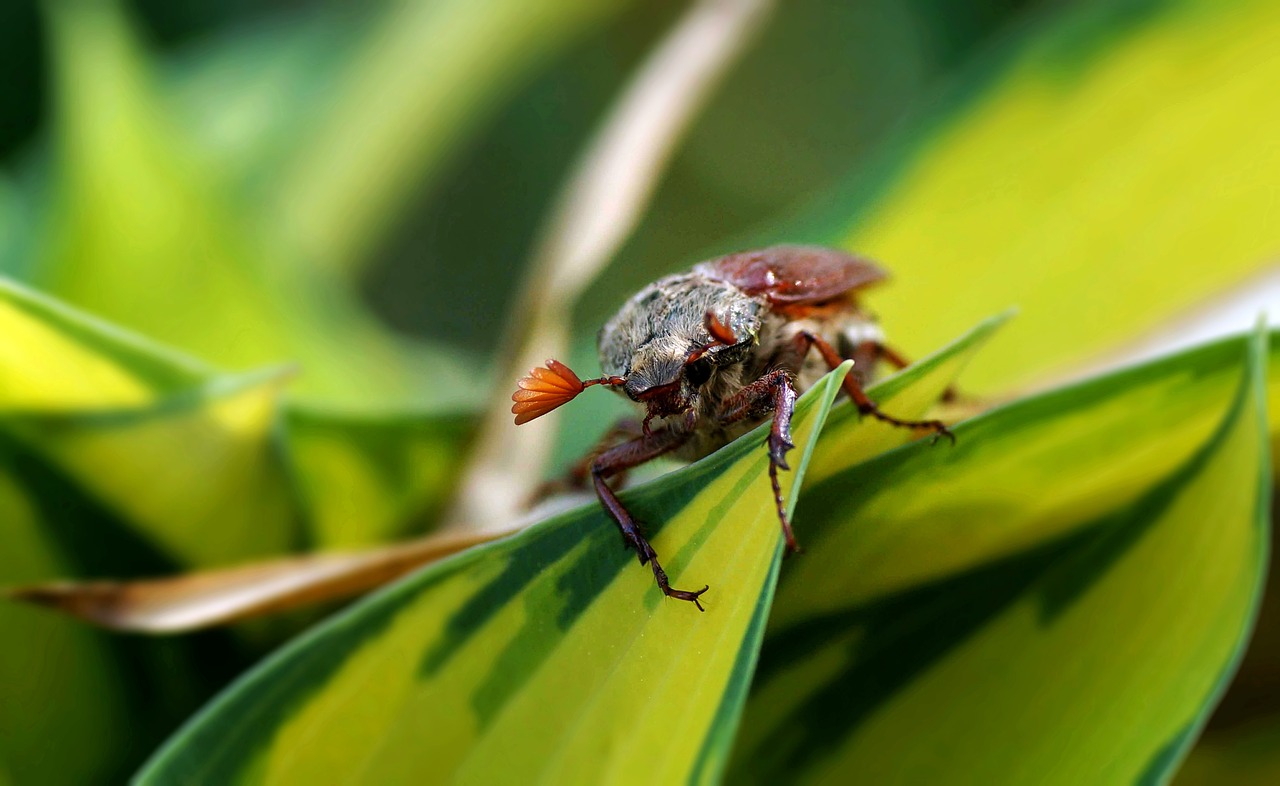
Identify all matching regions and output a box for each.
[0,0,1277,783]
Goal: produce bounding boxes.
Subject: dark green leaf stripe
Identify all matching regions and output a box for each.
[730,327,1271,784]
[135,367,852,785]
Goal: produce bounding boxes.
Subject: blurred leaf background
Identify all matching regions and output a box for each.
[0,0,1277,783]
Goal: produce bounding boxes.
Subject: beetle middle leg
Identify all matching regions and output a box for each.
[843,339,910,384]
[531,418,643,503]
[799,331,954,443]
[718,369,802,553]
[591,429,709,610]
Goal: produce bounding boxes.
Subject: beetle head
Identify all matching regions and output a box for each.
[511,312,740,427]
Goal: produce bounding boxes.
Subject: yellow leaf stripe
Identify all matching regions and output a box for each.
[771,0,1280,395]
[0,279,208,409]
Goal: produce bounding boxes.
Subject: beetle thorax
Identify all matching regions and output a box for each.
[596,273,764,402]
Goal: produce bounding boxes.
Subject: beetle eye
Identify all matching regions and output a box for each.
[684,357,713,387]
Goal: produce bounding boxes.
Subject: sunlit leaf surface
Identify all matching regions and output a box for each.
[0,279,299,568]
[135,365,851,785]
[0,280,207,408]
[771,0,1280,394]
[731,328,1271,784]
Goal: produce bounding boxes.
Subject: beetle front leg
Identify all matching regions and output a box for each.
[719,369,801,553]
[591,430,709,611]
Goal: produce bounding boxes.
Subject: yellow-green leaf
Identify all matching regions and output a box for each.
[779,0,1280,394]
[283,407,474,549]
[4,372,298,568]
[135,364,852,785]
[0,279,208,409]
[731,327,1271,784]
[0,277,298,568]
[805,311,1010,487]
[780,331,1274,622]
[0,464,134,786]
[33,0,474,408]
[0,280,306,781]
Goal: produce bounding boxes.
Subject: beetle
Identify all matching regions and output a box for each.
[511,245,950,611]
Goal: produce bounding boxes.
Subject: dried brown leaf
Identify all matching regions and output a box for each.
[3,529,506,633]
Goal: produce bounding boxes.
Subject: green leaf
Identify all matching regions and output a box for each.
[4,374,299,568]
[32,0,474,408]
[0,467,134,786]
[781,330,1275,622]
[0,173,23,276]
[282,406,475,549]
[731,327,1271,784]
[266,0,633,274]
[0,278,209,408]
[0,279,306,781]
[135,364,852,785]
[805,311,1010,487]
[0,422,262,784]
[0,278,299,568]
[161,0,642,280]
[162,12,354,193]
[780,0,1280,394]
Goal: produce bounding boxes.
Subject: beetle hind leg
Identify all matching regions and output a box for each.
[858,402,955,445]
[848,338,961,404]
[802,331,955,444]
